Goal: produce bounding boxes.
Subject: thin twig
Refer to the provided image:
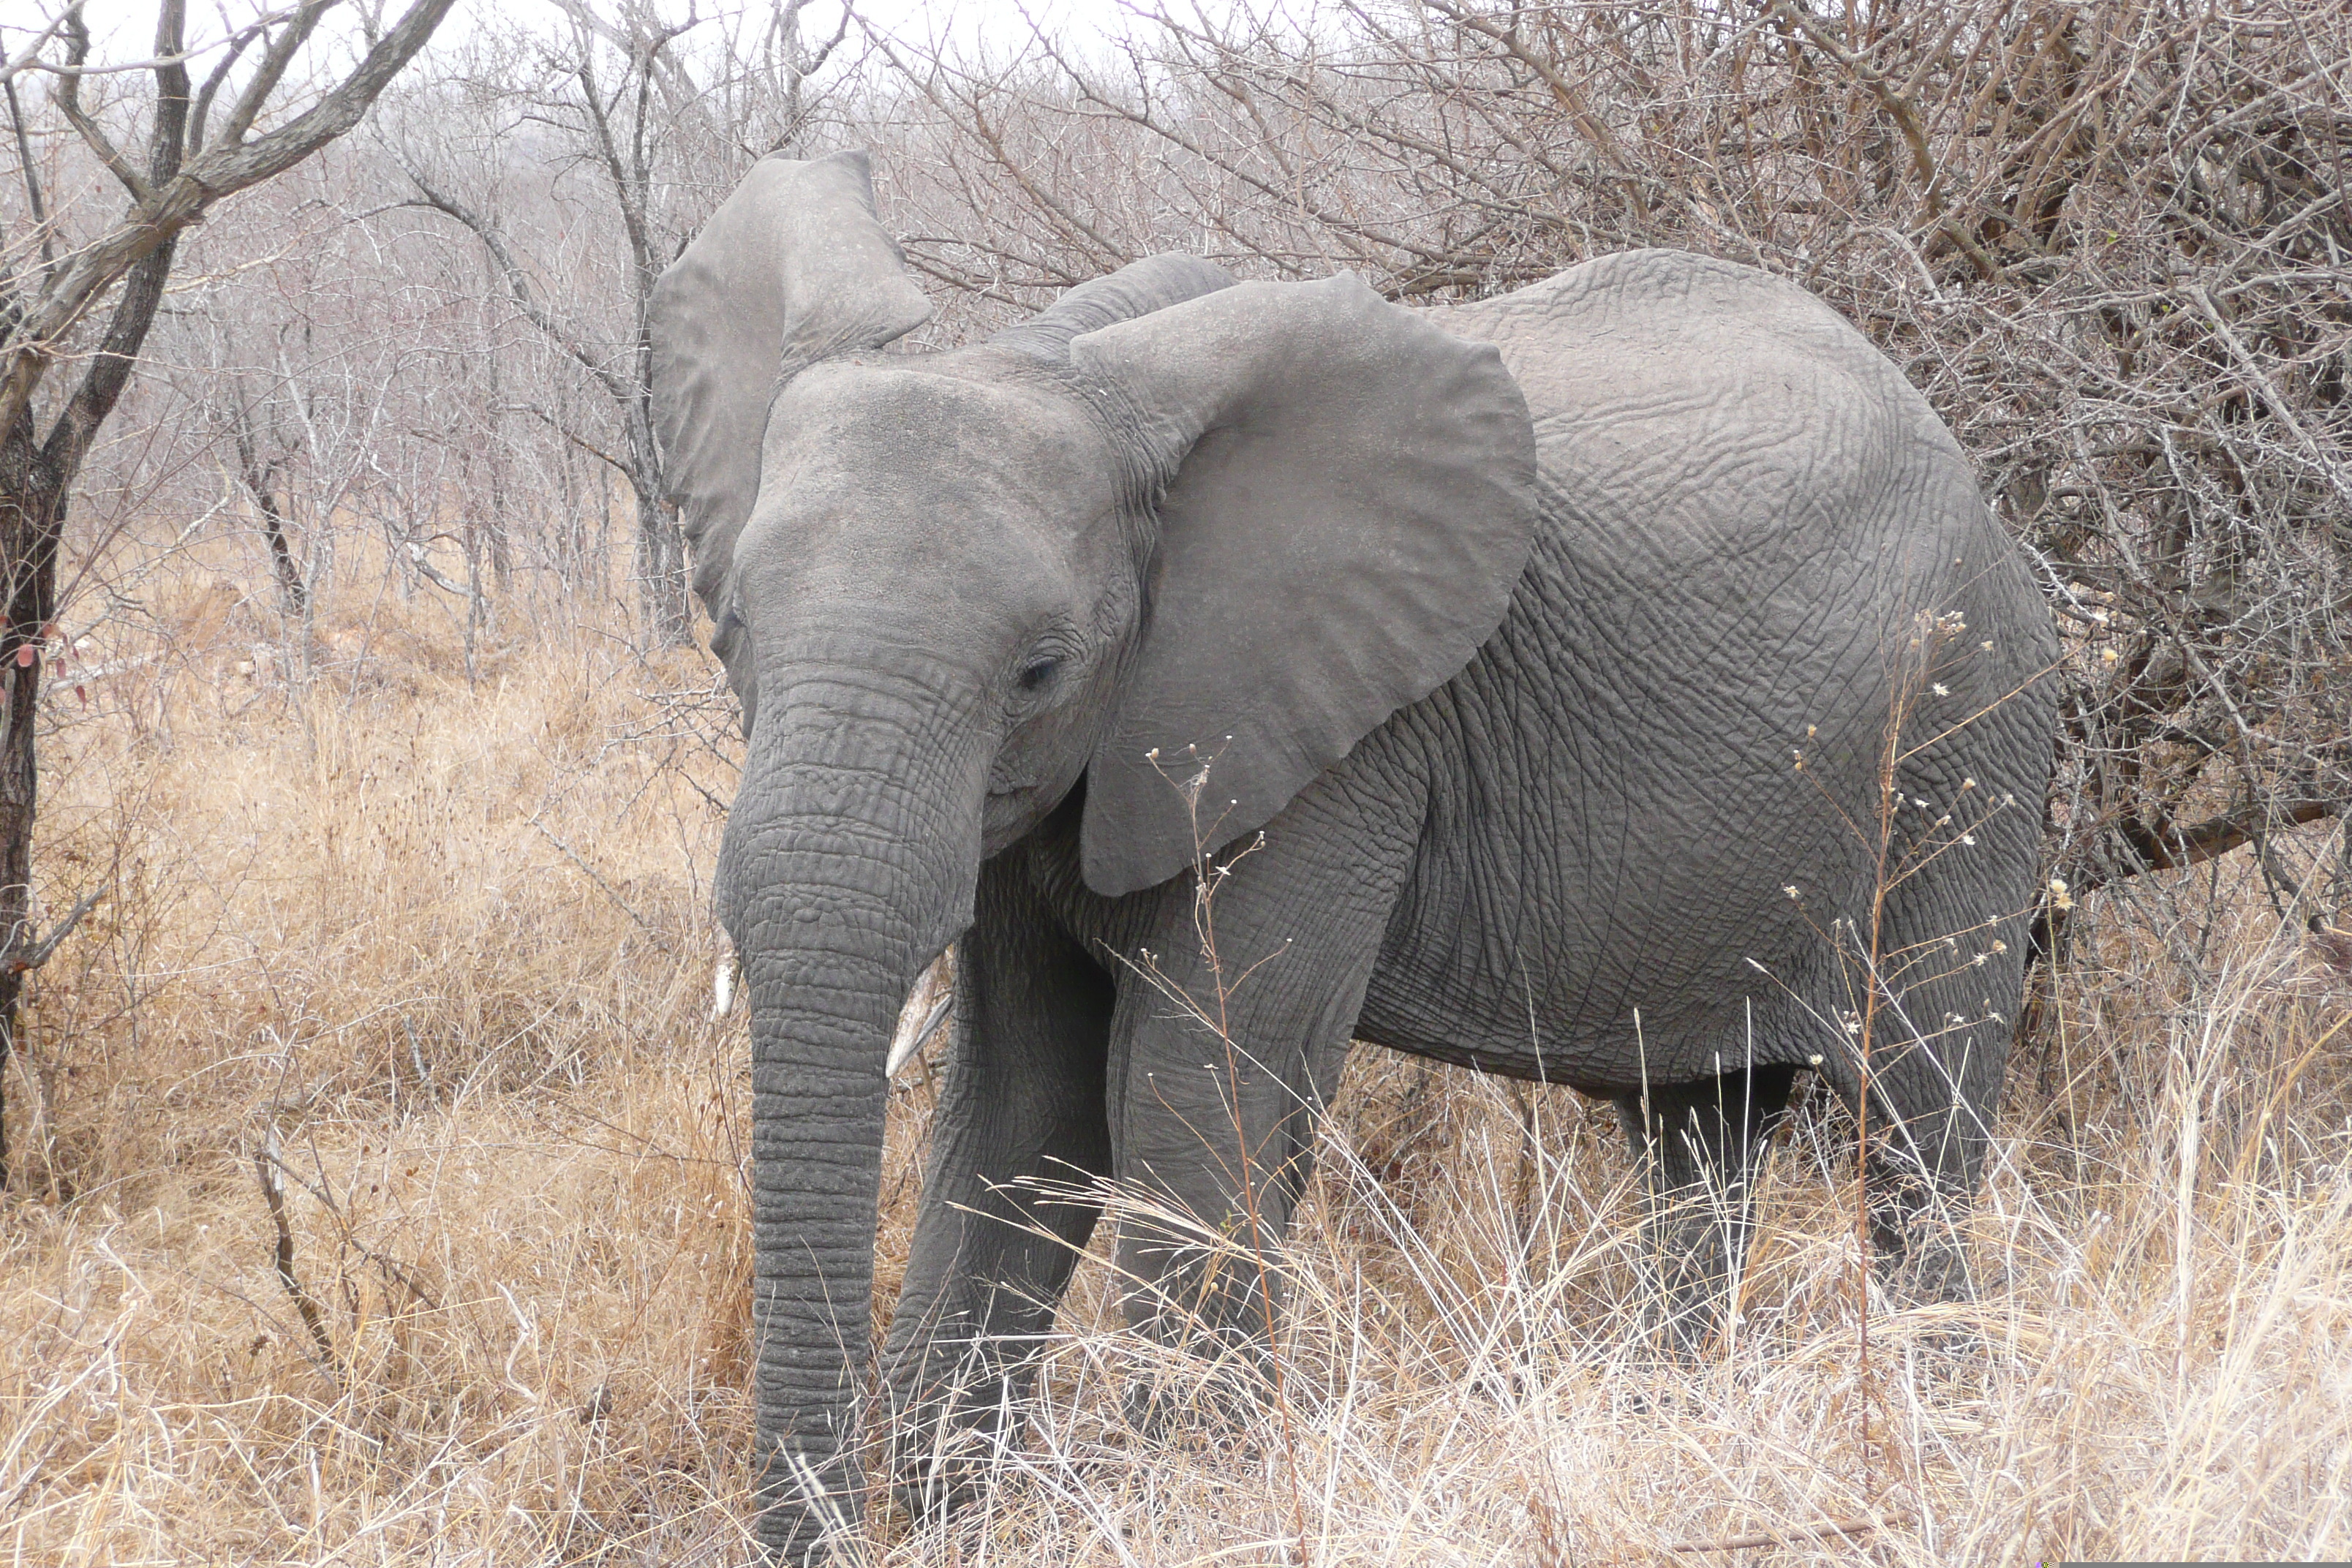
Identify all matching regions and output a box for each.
[1664,1510,1910,1553]
[528,815,674,952]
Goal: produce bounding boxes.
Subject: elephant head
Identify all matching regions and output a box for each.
[649,148,1536,1558]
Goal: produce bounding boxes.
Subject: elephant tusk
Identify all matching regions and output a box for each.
[886,952,954,1077]
[710,956,735,1021]
[887,995,952,1078]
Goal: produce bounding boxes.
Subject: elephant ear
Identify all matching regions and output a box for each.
[986,253,1236,363]
[1068,274,1538,897]
[648,149,932,724]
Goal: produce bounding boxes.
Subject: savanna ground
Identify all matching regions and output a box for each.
[3,554,2348,1568]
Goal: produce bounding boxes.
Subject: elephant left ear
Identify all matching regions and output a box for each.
[649,150,932,723]
[1069,274,1538,897]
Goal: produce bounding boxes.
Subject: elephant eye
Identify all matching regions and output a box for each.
[1017,655,1060,693]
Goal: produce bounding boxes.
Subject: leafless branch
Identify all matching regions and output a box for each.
[253,1127,342,1376]
[1,886,101,975]
[0,0,461,436]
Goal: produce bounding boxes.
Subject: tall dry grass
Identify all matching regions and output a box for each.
[4,560,2349,1565]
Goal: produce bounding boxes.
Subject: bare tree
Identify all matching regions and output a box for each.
[393,0,853,649]
[0,0,456,1180]
[147,151,520,660]
[211,325,315,616]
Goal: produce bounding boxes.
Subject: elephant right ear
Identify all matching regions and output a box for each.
[649,150,932,724]
[1068,276,1537,896]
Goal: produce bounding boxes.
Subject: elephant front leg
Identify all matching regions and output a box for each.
[1099,766,1423,1425]
[1106,962,1352,1422]
[881,853,1115,1518]
[1614,1062,1800,1352]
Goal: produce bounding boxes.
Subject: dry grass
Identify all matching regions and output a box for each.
[4,567,2349,1566]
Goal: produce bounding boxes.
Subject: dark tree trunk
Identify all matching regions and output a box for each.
[257,488,306,614]
[232,418,306,615]
[633,481,690,649]
[0,230,179,1181]
[0,426,60,1183]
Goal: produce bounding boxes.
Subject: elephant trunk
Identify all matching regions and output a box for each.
[716,665,984,1561]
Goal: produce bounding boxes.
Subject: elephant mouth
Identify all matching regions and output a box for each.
[980,780,1059,856]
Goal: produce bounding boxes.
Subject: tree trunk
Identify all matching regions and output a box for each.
[257,489,306,614]
[634,482,690,649]
[481,254,513,594]
[232,419,306,615]
[0,226,178,1182]
[0,435,59,1182]
[595,454,612,597]
[462,505,483,684]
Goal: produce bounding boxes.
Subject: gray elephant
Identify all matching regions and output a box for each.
[648,150,2057,1559]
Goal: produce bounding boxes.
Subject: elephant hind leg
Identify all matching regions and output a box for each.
[1841,815,2034,1306]
[1851,1006,2008,1307]
[1614,1062,1800,1352]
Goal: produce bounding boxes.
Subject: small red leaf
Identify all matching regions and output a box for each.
[74,685,87,706]
[13,646,33,667]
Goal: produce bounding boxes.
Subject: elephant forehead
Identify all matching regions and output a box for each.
[763,363,1110,509]
[733,364,1115,619]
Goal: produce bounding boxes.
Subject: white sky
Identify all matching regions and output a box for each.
[14,0,1164,76]
[449,0,1157,56]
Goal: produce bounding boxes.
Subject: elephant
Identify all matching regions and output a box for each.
[647,149,2059,1559]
